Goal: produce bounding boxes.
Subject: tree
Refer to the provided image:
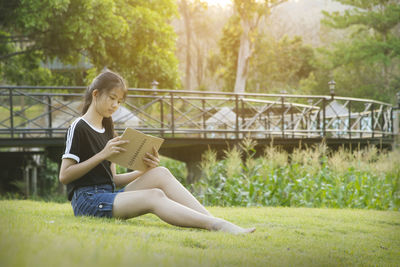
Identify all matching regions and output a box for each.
[211,23,315,94]
[248,35,315,93]
[177,0,207,90]
[320,0,400,102]
[175,1,230,90]
[0,0,180,88]
[232,0,286,93]
[209,15,242,91]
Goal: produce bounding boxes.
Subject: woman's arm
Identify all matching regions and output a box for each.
[59,154,107,185]
[111,163,143,187]
[112,147,161,187]
[59,136,128,185]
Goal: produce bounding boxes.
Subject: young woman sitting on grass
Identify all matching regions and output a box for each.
[59,70,255,234]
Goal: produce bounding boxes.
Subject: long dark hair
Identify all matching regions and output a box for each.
[82,70,127,136]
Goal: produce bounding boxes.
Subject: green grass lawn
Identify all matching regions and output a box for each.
[1,200,399,267]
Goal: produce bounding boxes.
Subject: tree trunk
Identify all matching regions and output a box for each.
[196,42,204,87]
[234,21,252,93]
[185,19,192,90]
[232,0,285,93]
[180,0,192,90]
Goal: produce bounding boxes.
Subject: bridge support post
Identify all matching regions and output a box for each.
[394,110,400,149]
[32,167,37,196]
[23,163,39,196]
[24,166,30,196]
[186,160,202,185]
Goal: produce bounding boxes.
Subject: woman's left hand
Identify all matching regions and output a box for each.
[143,147,160,169]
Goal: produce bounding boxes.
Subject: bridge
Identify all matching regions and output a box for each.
[0,86,397,192]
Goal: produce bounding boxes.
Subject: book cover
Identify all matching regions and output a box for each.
[108,128,164,171]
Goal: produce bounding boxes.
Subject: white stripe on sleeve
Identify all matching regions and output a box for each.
[62,117,81,162]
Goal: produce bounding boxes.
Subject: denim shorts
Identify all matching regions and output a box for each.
[71,184,124,218]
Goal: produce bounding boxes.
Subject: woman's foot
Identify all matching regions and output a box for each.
[211,219,256,234]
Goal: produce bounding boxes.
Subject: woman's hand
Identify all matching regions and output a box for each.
[143,147,160,169]
[99,136,129,160]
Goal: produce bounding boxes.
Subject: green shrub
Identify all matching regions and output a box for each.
[159,156,188,187]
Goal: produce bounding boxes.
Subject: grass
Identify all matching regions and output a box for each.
[1,200,399,267]
[0,104,44,123]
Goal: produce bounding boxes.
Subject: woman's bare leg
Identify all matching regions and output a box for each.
[112,188,255,234]
[124,167,212,216]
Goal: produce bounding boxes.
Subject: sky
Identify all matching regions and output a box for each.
[203,0,300,7]
[203,0,231,6]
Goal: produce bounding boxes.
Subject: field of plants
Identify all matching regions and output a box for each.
[191,140,400,211]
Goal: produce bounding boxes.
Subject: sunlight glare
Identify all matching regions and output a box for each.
[203,0,300,6]
[203,0,232,7]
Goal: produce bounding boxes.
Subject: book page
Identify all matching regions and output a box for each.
[108,128,164,171]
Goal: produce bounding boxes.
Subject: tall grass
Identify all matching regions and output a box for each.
[194,139,400,210]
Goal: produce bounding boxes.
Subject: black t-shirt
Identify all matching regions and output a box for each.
[62,117,115,200]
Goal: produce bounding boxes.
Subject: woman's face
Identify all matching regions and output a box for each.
[94,87,125,118]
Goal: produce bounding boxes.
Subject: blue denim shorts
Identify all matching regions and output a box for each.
[71,184,124,218]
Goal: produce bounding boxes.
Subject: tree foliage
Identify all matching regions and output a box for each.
[177,0,208,90]
[248,35,315,93]
[313,0,400,102]
[210,15,242,91]
[0,0,180,88]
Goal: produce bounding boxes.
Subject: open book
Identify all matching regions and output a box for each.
[108,128,164,171]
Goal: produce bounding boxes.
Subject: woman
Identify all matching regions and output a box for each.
[59,70,255,234]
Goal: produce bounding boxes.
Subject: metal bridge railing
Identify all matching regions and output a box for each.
[0,86,395,140]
